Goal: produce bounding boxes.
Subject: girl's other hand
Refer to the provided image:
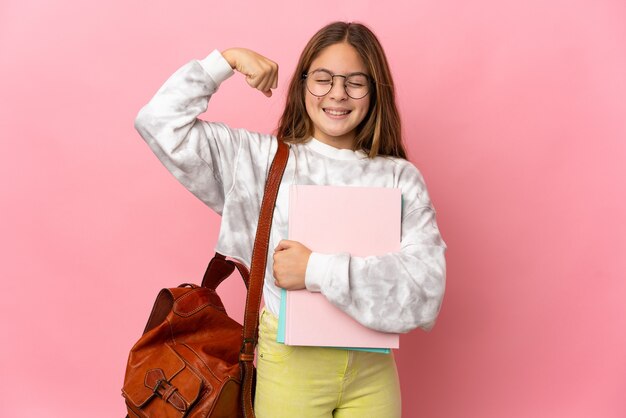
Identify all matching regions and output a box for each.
[272,240,312,290]
[221,47,278,97]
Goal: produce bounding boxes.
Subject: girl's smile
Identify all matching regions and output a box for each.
[323,107,352,118]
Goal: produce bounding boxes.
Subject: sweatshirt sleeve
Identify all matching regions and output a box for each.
[134,49,242,215]
[304,164,447,333]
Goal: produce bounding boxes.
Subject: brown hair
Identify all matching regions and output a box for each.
[275,21,407,159]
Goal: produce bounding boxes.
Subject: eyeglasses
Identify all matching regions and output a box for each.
[302,69,372,100]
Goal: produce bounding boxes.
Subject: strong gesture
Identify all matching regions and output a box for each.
[222,48,279,97]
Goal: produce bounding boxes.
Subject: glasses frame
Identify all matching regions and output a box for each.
[301,69,373,100]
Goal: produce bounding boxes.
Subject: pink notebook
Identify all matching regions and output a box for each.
[282,184,401,349]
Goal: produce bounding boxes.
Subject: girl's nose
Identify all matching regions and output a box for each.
[328,78,348,100]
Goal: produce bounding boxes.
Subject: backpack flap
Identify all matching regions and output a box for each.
[123,344,203,415]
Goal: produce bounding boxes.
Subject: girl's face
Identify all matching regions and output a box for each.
[304,42,371,150]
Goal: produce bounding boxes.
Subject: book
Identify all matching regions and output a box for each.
[277,184,402,352]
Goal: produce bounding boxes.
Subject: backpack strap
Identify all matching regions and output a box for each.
[200,137,290,418]
[240,137,289,417]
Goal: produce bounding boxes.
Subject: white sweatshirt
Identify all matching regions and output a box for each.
[134,49,447,333]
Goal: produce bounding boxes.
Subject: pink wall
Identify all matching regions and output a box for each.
[1,0,624,417]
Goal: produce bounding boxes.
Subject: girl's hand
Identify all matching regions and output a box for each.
[272,240,312,290]
[221,48,278,97]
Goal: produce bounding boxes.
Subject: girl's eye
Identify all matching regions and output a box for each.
[314,79,332,84]
[347,75,368,86]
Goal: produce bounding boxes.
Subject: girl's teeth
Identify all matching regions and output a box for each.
[325,109,350,116]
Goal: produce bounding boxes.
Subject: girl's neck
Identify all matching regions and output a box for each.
[312,132,355,150]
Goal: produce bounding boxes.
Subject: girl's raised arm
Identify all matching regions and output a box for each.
[134,48,278,215]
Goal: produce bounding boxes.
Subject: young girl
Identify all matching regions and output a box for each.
[135,21,447,418]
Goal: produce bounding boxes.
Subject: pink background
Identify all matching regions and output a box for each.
[1,0,625,417]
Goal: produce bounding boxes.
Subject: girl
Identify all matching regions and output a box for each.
[135,21,447,418]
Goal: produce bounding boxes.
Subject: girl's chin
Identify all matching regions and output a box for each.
[316,129,356,141]
[317,120,356,134]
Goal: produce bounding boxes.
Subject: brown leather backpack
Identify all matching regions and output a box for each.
[121,139,289,418]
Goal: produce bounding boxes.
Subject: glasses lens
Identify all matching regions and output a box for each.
[345,74,370,99]
[305,70,371,99]
[307,70,333,96]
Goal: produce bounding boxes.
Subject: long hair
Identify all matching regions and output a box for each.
[276,21,406,159]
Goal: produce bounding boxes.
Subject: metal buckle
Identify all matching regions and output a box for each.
[240,338,256,354]
[152,378,166,394]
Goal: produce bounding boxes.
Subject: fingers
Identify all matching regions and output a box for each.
[258,60,278,90]
[257,75,273,95]
[272,242,284,287]
[272,254,282,288]
[245,72,275,97]
[253,72,276,96]
[275,239,292,251]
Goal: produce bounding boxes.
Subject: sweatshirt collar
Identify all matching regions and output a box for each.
[304,136,368,160]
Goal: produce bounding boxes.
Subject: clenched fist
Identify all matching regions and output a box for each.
[272,240,312,290]
[221,47,279,97]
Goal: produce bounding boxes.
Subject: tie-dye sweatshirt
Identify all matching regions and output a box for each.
[134,49,447,333]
